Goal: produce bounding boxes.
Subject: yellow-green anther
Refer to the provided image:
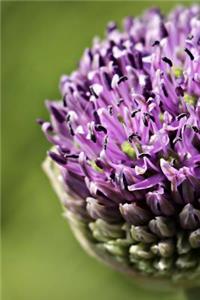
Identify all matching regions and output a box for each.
[74,141,81,149]
[184,93,197,105]
[117,114,125,123]
[90,160,103,173]
[159,113,164,122]
[172,67,183,78]
[121,141,136,159]
[167,155,176,164]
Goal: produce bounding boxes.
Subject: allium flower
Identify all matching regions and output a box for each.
[39,6,200,290]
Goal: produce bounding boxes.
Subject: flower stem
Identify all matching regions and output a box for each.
[185,288,200,300]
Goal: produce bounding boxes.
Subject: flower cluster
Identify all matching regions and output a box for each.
[39,6,200,286]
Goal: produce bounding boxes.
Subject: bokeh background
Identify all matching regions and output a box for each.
[2,1,193,300]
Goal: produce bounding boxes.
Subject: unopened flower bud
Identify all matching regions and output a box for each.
[151,240,174,258]
[119,203,152,225]
[189,229,200,249]
[179,204,200,230]
[149,217,175,238]
[130,225,157,243]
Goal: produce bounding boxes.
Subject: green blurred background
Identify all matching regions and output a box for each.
[2,1,193,300]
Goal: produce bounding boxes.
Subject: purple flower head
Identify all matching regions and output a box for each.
[39,6,200,286]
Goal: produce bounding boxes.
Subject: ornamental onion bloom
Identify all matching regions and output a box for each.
[39,6,200,288]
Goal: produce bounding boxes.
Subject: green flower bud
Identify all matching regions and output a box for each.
[130,225,157,243]
[136,260,155,274]
[176,254,197,270]
[154,257,173,272]
[149,217,175,238]
[130,243,154,260]
[189,229,200,249]
[104,240,128,257]
[177,232,191,255]
[89,219,124,242]
[179,204,200,230]
[151,240,174,258]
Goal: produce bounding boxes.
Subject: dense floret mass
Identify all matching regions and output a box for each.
[40,6,200,285]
